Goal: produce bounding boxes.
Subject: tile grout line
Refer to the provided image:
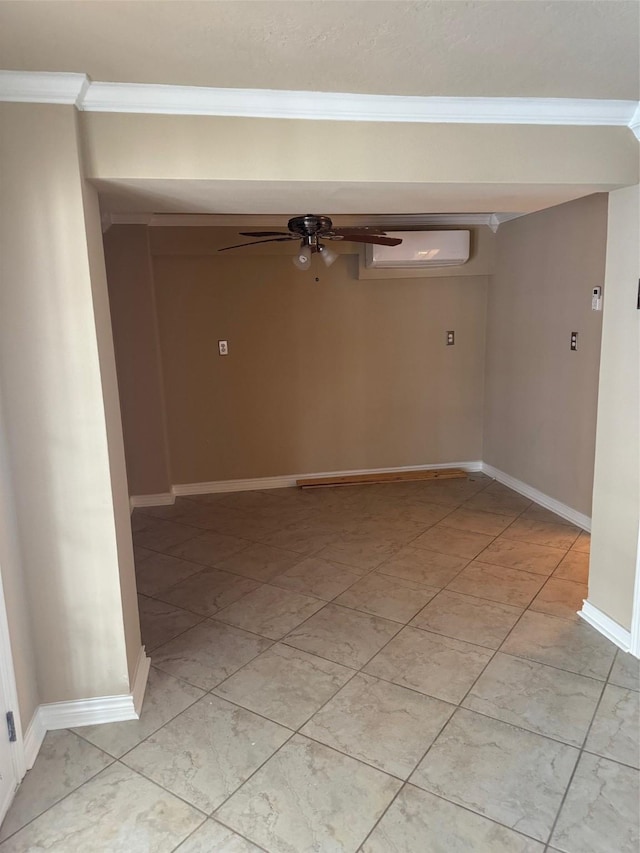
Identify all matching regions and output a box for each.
[542,648,619,848]
[100,483,598,848]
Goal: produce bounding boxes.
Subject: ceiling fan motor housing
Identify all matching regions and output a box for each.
[288,214,333,236]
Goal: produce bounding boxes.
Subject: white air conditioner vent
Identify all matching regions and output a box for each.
[365,230,470,269]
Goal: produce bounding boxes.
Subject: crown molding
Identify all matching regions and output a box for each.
[0,71,638,134]
[81,83,639,130]
[102,212,523,230]
[630,103,640,140]
[0,70,90,106]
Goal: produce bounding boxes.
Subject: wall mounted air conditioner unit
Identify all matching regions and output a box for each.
[365,230,470,269]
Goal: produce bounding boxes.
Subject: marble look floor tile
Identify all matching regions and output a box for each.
[411,590,522,649]
[135,501,200,524]
[529,577,587,620]
[378,546,468,588]
[258,522,338,555]
[446,561,546,607]
[411,708,578,842]
[158,569,261,616]
[0,731,113,842]
[415,479,491,507]
[333,571,438,623]
[521,504,578,527]
[364,626,492,703]
[131,511,157,533]
[284,604,399,668]
[212,584,325,640]
[571,530,591,553]
[301,673,454,779]
[499,517,580,549]
[438,507,513,537]
[132,518,199,553]
[214,643,353,729]
[215,543,303,582]
[362,784,544,853]
[135,553,204,597]
[585,684,640,768]
[0,763,203,853]
[551,753,639,853]
[72,667,204,758]
[347,516,428,544]
[315,534,402,571]
[271,556,361,600]
[134,545,154,565]
[609,650,640,692]
[196,508,280,540]
[381,500,452,527]
[500,610,615,680]
[412,525,494,560]
[174,820,263,852]
[463,489,532,518]
[152,620,271,690]
[216,734,400,853]
[124,695,290,813]
[167,531,249,567]
[478,538,565,576]
[463,653,603,746]
[138,595,203,651]
[553,550,590,583]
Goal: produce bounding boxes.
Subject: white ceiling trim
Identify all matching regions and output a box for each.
[103,212,522,231]
[0,70,90,106]
[0,71,639,136]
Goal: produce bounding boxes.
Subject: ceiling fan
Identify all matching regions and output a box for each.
[218,214,403,270]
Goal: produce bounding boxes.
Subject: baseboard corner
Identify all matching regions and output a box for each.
[579,600,632,653]
[131,646,151,716]
[23,708,46,770]
[480,463,591,531]
[129,491,175,509]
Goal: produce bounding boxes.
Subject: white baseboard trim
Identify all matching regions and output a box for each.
[579,600,632,653]
[130,492,175,509]
[131,646,151,715]
[23,709,47,770]
[170,460,484,498]
[481,463,591,531]
[22,647,150,767]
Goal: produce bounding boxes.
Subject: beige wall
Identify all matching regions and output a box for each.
[0,104,140,708]
[104,227,172,496]
[589,185,640,630]
[483,195,607,517]
[81,183,142,683]
[106,227,488,488]
[82,113,638,188]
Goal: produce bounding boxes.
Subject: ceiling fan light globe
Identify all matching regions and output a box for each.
[292,245,312,270]
[320,246,338,267]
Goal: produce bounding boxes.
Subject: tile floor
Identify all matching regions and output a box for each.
[1,475,639,852]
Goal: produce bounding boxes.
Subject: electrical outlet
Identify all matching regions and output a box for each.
[218,340,229,356]
[446,331,455,346]
[570,332,578,351]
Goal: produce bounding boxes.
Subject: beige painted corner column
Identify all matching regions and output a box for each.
[0,103,144,711]
[585,184,640,654]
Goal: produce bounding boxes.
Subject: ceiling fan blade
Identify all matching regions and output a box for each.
[238,231,290,237]
[335,234,403,246]
[218,237,297,251]
[327,227,388,236]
